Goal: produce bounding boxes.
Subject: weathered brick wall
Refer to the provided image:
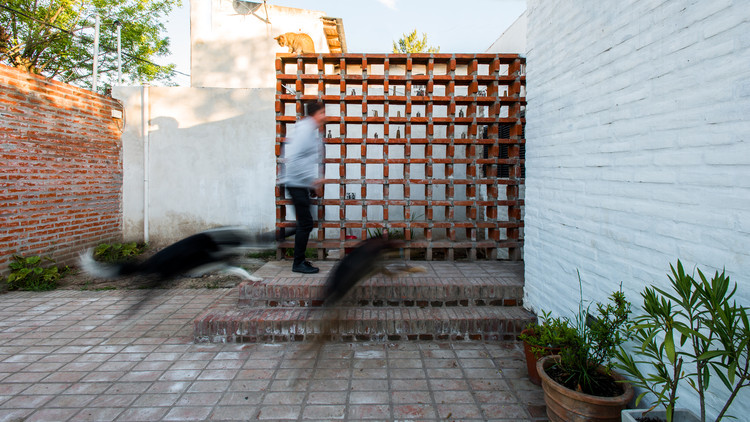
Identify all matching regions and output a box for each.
[524,0,750,417]
[0,64,124,275]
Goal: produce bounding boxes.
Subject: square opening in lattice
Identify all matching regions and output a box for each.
[388,205,405,220]
[498,64,509,76]
[478,63,490,76]
[455,64,469,76]
[283,62,296,74]
[454,162,467,178]
[367,104,384,117]
[368,63,384,75]
[389,104,405,117]
[346,163,361,179]
[367,84,385,96]
[434,63,448,75]
[455,85,469,96]
[367,205,384,220]
[304,63,317,74]
[285,204,296,220]
[284,103,296,117]
[325,124,340,138]
[366,184,383,199]
[389,84,406,96]
[346,104,363,117]
[499,106,509,118]
[412,124,426,138]
[432,184,446,199]
[389,164,404,179]
[456,105,468,118]
[325,205,338,220]
[346,144,360,158]
[366,145,383,159]
[388,125,405,138]
[498,85,509,96]
[477,84,489,96]
[453,205,466,220]
[410,164,425,180]
[389,63,406,76]
[413,64,427,75]
[410,183,425,199]
[432,227,447,239]
[433,85,447,96]
[412,85,427,96]
[454,184,466,200]
[365,163,383,179]
[434,124,448,138]
[433,105,448,118]
[346,124,362,138]
[454,145,468,159]
[324,62,340,75]
[389,145,405,159]
[346,205,362,220]
[432,145,446,158]
[324,103,340,117]
[347,84,362,96]
[346,64,363,75]
[433,164,445,179]
[390,183,404,198]
[367,124,384,139]
[346,184,360,199]
[520,85,526,97]
[325,83,340,95]
[477,105,489,118]
[411,145,425,159]
[409,206,426,221]
[304,84,318,95]
[324,163,340,178]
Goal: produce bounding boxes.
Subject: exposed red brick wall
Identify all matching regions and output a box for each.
[0,64,123,275]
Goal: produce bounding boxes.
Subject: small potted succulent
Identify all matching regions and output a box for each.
[615,261,750,422]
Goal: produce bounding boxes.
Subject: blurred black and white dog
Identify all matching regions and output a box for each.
[79,226,288,282]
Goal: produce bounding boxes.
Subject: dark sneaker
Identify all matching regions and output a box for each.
[292,261,319,274]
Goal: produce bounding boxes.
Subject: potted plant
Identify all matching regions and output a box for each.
[615,261,750,422]
[536,274,634,422]
[519,311,578,385]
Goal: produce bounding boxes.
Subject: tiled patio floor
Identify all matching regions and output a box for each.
[0,270,547,421]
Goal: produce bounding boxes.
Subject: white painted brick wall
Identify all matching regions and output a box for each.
[525,0,750,417]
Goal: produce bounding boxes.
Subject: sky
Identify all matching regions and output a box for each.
[159,0,526,86]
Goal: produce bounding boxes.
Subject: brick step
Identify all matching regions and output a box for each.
[237,276,524,308]
[194,306,535,343]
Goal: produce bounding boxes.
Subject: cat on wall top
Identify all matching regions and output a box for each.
[274,33,315,54]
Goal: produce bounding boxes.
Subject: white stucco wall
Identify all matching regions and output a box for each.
[191,1,331,89]
[486,11,526,54]
[113,86,276,245]
[524,0,750,417]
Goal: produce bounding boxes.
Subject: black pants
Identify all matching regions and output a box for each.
[287,187,314,265]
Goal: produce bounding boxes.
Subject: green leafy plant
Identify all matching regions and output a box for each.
[614,260,750,422]
[93,242,147,263]
[546,272,632,395]
[5,255,69,291]
[520,310,579,358]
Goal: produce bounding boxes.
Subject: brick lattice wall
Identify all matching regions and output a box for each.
[275,54,526,260]
[0,64,124,275]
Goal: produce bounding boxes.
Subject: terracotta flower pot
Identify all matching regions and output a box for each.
[521,329,561,385]
[537,355,634,422]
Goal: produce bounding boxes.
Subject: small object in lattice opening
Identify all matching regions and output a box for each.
[351,89,356,95]
[373,110,378,117]
[459,109,464,118]
[416,111,421,117]
[327,130,332,138]
[397,110,401,117]
[374,132,378,138]
[396,128,401,138]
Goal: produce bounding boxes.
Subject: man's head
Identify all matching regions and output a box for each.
[305,101,325,126]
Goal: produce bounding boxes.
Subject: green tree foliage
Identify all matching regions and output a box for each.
[0,0,180,90]
[392,29,440,53]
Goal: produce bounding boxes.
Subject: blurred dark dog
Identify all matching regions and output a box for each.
[323,236,424,306]
[79,226,289,283]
